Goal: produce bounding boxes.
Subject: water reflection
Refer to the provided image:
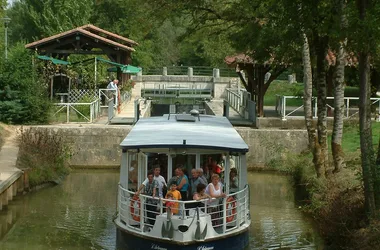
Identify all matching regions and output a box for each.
[0,170,119,250]
[249,172,322,249]
[0,170,321,250]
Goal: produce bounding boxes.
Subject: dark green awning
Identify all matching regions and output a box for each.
[96,57,140,74]
[37,55,70,65]
[107,65,141,74]
[96,57,125,67]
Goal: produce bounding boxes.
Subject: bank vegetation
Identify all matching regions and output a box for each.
[268,121,380,249]
[16,127,72,188]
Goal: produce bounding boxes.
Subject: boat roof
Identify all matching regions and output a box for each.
[120,114,249,153]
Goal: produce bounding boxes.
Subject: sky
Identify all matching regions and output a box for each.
[7,0,15,7]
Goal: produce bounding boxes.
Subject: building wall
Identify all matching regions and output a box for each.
[28,126,308,168]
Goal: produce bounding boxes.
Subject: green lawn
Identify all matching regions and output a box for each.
[264,80,360,106]
[341,122,380,153]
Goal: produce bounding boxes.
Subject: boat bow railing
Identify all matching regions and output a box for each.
[117,184,250,236]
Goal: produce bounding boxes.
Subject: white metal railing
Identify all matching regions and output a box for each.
[53,99,101,123]
[99,88,131,108]
[142,82,212,99]
[226,88,251,117]
[99,88,118,108]
[117,184,249,236]
[275,95,380,120]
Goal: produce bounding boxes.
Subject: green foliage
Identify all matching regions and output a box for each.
[0,43,51,124]
[17,127,71,187]
[120,79,135,93]
[8,0,94,42]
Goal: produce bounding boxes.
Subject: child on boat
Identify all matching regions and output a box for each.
[164,183,182,215]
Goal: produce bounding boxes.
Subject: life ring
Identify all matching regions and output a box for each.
[130,196,141,222]
[226,196,236,223]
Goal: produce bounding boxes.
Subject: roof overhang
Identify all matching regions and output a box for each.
[120,115,249,153]
[25,25,137,53]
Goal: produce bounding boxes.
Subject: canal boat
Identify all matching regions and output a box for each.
[114,113,250,250]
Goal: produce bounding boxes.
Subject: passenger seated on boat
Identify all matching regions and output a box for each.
[193,183,211,211]
[229,168,239,194]
[164,183,181,215]
[135,170,159,226]
[206,174,226,226]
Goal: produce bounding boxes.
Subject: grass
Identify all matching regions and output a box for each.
[50,108,92,123]
[264,80,360,106]
[341,122,380,153]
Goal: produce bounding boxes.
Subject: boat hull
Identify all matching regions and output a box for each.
[116,227,250,250]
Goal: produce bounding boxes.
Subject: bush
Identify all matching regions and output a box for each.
[17,127,71,187]
[0,43,52,124]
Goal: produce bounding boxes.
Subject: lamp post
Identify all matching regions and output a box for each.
[1,16,10,59]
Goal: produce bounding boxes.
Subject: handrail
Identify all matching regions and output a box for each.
[53,99,101,123]
[143,66,236,77]
[99,88,118,108]
[226,88,251,118]
[275,95,380,120]
[117,184,249,236]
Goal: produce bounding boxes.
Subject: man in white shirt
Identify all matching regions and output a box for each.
[142,166,167,198]
[107,79,119,90]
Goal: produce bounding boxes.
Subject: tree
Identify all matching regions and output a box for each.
[331,0,347,173]
[7,0,94,42]
[0,43,51,124]
[354,0,379,215]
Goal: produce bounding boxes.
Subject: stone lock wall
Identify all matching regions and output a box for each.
[30,126,308,168]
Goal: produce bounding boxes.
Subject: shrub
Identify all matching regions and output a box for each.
[0,43,51,124]
[17,127,71,187]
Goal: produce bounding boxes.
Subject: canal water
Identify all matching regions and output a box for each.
[0,170,322,250]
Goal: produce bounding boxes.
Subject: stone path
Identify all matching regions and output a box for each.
[0,126,22,194]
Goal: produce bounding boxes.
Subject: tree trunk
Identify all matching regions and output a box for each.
[359,51,377,215]
[302,33,316,151]
[332,0,347,173]
[314,36,329,178]
[357,0,378,214]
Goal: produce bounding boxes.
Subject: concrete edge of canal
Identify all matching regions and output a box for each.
[0,126,30,211]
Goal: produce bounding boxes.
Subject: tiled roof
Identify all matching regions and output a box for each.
[224,54,253,65]
[25,24,137,52]
[80,24,139,46]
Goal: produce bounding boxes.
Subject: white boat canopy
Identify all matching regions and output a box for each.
[120,114,249,153]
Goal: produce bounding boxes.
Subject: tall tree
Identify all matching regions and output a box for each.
[7,0,94,42]
[331,0,348,173]
[301,32,316,159]
[354,0,380,214]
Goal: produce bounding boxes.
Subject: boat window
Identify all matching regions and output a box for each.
[147,152,168,178]
[128,152,138,191]
[172,154,196,177]
[200,154,224,183]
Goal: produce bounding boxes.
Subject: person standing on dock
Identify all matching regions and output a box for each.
[107,78,120,112]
